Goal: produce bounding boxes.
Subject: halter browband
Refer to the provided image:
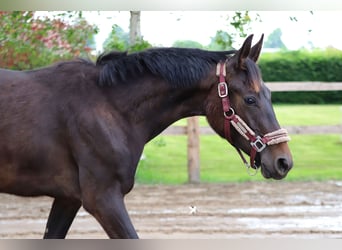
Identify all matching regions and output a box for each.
[216,61,291,174]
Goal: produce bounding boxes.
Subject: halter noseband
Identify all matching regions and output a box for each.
[216,61,291,175]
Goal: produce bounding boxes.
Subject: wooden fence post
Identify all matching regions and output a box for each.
[187,116,200,183]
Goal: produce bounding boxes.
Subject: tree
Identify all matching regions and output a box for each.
[172,40,203,49]
[208,11,261,50]
[207,30,234,50]
[129,11,141,46]
[103,24,129,51]
[0,11,98,70]
[264,28,287,49]
[103,12,151,53]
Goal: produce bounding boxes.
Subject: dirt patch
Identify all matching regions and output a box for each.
[0,181,341,239]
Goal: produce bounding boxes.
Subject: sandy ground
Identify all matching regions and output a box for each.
[0,181,341,239]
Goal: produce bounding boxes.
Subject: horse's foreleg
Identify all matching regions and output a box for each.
[82,189,138,239]
[43,198,81,239]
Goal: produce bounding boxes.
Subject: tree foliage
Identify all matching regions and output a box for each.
[103,24,151,52]
[0,11,98,70]
[208,30,234,50]
[103,24,129,51]
[208,11,260,50]
[172,40,203,49]
[264,28,287,49]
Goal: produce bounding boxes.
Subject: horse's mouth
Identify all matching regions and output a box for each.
[254,153,261,169]
[260,164,272,179]
[260,163,287,180]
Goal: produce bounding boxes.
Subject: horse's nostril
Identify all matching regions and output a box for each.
[276,158,291,175]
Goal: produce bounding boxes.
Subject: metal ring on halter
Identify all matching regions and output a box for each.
[246,163,258,176]
[224,108,235,119]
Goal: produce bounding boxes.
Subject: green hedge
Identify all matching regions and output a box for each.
[258,49,342,104]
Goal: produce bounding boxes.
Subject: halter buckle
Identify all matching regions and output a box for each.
[250,136,267,152]
[218,82,228,98]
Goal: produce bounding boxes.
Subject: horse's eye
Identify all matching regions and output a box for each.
[244,96,257,105]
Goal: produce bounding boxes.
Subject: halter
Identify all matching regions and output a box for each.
[216,61,291,175]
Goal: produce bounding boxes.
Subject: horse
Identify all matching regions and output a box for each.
[0,34,293,238]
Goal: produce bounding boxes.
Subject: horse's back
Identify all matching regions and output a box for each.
[0,68,28,84]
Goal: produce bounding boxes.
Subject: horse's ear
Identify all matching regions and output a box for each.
[249,34,264,62]
[233,34,253,69]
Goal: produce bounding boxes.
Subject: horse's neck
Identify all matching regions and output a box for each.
[109,78,211,142]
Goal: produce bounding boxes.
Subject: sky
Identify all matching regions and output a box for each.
[38,11,342,52]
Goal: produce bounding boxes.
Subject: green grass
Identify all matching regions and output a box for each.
[135,105,342,184]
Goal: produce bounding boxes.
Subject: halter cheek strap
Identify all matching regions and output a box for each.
[216,62,291,174]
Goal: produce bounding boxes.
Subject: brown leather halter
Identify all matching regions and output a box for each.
[216,61,290,175]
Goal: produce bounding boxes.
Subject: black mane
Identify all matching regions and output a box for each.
[96,47,235,87]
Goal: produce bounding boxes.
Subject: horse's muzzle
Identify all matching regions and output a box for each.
[261,154,293,180]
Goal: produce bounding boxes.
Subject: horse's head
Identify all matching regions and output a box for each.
[205,34,293,180]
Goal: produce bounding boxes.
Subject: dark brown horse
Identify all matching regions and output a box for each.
[0,34,292,238]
